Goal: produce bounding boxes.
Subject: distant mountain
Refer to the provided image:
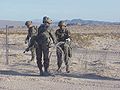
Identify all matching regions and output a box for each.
[0,19,120,28]
[0,20,42,28]
[32,18,120,26]
[63,19,120,26]
[0,20,25,28]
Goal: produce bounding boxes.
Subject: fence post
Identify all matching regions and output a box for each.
[5,25,9,65]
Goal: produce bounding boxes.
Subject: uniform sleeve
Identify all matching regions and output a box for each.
[28,36,37,48]
[66,29,71,39]
[38,24,44,35]
[55,30,57,38]
[28,26,38,48]
[55,30,59,42]
[49,28,56,43]
[68,31,71,38]
[31,26,38,36]
[25,29,31,40]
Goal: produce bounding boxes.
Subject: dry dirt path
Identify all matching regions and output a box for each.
[0,64,120,90]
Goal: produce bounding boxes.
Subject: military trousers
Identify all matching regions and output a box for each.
[36,44,49,71]
[29,46,35,61]
[56,43,70,68]
[28,36,36,61]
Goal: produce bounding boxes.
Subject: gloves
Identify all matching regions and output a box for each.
[23,47,29,53]
[66,38,71,42]
[25,47,29,52]
[53,40,57,45]
[25,39,28,44]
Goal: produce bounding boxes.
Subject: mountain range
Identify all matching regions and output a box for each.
[0,19,120,28]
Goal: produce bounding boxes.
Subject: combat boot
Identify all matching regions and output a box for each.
[40,70,44,76]
[39,68,44,76]
[57,67,62,73]
[57,63,62,72]
[30,57,34,61]
[43,68,51,76]
[66,65,70,73]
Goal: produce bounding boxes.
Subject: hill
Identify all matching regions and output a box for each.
[0,20,25,28]
[0,19,120,28]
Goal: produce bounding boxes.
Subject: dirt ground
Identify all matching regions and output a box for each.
[0,26,120,90]
[0,50,120,90]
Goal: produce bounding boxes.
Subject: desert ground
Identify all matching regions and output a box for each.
[0,25,120,90]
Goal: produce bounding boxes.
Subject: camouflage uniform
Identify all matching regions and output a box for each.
[55,21,72,73]
[26,17,55,75]
[25,21,38,62]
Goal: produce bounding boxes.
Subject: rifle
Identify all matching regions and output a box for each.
[23,47,29,53]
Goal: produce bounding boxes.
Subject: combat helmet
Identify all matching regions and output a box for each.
[25,21,32,26]
[43,16,52,24]
[58,21,66,27]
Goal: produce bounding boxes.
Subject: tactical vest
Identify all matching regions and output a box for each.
[56,29,69,42]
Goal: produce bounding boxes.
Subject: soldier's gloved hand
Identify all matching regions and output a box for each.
[25,40,28,44]
[66,38,71,42]
[25,48,29,52]
[53,41,57,46]
[23,47,29,53]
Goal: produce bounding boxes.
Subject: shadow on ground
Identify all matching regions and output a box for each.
[55,72,120,81]
[0,70,38,77]
[0,70,120,81]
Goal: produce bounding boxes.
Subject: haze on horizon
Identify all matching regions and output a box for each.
[0,0,120,22]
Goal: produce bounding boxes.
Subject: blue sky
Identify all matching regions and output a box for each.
[0,0,120,21]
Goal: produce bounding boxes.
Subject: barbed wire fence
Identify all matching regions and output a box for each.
[0,26,27,65]
[72,48,120,78]
[5,25,9,64]
[0,25,9,65]
[0,26,120,78]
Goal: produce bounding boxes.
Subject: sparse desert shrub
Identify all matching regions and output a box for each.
[71,33,94,48]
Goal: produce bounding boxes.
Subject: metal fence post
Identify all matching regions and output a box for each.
[5,25,9,65]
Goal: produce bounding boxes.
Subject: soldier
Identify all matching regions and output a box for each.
[25,21,38,63]
[55,21,72,73]
[37,16,55,75]
[25,16,55,76]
